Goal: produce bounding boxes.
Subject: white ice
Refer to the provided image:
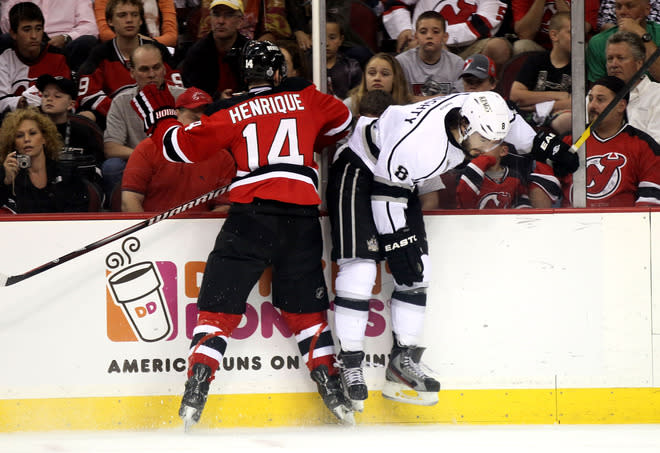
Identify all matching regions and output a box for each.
[1,424,660,453]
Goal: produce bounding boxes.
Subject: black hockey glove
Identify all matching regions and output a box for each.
[131,84,178,135]
[379,227,424,286]
[531,130,579,177]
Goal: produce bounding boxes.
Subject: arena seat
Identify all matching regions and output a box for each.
[495,51,544,100]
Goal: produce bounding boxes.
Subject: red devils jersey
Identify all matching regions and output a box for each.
[78,37,182,117]
[457,153,560,208]
[0,44,70,113]
[563,125,660,207]
[153,77,352,206]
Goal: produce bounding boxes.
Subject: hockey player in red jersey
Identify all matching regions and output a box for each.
[131,40,354,428]
[562,75,660,207]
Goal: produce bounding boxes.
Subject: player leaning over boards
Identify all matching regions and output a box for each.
[131,40,354,428]
[330,91,516,408]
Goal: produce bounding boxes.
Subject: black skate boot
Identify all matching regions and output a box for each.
[310,364,355,425]
[179,363,212,431]
[337,350,368,411]
[382,339,440,406]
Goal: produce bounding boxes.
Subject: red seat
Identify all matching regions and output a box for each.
[495,51,544,101]
[350,0,381,54]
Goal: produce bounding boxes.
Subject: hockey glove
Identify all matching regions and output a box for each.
[531,131,579,177]
[131,84,177,135]
[379,227,424,286]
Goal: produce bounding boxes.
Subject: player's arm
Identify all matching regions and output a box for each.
[131,84,227,163]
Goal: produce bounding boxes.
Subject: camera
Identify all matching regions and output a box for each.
[16,153,31,169]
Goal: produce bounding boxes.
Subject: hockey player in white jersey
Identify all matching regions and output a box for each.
[328,90,513,408]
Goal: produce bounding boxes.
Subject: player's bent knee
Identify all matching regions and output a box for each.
[335,258,378,300]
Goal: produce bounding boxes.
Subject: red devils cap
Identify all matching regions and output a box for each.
[460,54,497,80]
[175,87,213,109]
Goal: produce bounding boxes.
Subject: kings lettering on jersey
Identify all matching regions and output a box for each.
[228,94,305,124]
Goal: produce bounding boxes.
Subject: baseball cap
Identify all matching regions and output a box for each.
[176,87,213,109]
[209,0,244,13]
[36,74,77,99]
[460,54,497,80]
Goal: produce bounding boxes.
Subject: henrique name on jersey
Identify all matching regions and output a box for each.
[228,93,305,123]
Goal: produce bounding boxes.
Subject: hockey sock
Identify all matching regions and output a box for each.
[333,296,370,352]
[280,310,337,375]
[187,311,242,379]
[391,290,426,347]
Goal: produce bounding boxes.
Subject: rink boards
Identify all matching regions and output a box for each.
[1,208,660,430]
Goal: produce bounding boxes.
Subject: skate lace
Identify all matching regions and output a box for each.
[342,366,365,386]
[402,354,428,380]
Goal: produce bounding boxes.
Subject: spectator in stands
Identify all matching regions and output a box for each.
[326,12,362,99]
[0,2,71,114]
[509,11,572,135]
[37,74,104,184]
[587,0,660,83]
[606,30,660,145]
[121,86,235,212]
[0,108,91,212]
[599,0,660,31]
[382,0,513,68]
[459,53,498,92]
[275,39,311,80]
[562,75,660,207]
[455,142,559,209]
[344,52,412,118]
[511,0,599,54]
[94,0,178,48]
[77,0,182,127]
[181,0,249,100]
[102,43,186,206]
[395,11,464,97]
[0,0,99,72]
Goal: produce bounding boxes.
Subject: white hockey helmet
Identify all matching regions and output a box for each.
[459,91,511,143]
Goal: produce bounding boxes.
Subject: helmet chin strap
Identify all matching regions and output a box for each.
[458,117,471,144]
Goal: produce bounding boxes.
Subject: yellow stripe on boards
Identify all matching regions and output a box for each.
[1,388,660,432]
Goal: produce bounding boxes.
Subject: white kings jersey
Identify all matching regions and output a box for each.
[371,94,467,235]
[383,0,508,47]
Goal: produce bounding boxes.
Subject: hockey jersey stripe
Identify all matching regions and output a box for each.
[163,126,194,163]
[461,163,485,194]
[372,175,413,203]
[638,181,660,204]
[232,163,319,188]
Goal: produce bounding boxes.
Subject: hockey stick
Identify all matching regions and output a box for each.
[570,45,660,153]
[0,184,230,287]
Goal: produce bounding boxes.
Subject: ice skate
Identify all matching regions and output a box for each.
[382,342,440,406]
[337,350,368,412]
[179,363,212,431]
[310,364,355,425]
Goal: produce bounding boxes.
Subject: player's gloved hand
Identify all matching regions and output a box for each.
[531,130,579,177]
[379,227,424,286]
[130,83,177,135]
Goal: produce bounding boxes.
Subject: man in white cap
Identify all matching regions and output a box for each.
[180,0,249,100]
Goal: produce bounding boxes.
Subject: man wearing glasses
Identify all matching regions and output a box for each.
[180,0,249,100]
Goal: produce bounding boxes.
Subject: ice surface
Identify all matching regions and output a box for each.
[1,424,660,453]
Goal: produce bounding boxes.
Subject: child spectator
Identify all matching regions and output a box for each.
[0,2,71,114]
[395,11,464,97]
[94,0,178,48]
[275,39,311,81]
[326,12,362,99]
[344,52,412,118]
[509,11,572,135]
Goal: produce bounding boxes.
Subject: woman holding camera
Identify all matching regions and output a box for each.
[0,108,91,213]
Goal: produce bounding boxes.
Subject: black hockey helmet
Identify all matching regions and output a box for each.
[241,40,287,84]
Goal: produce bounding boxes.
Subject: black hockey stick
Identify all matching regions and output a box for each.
[570,45,660,153]
[0,184,230,287]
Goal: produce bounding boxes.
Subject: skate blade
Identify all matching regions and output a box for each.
[381,381,439,406]
[336,408,356,426]
[349,399,364,412]
[180,406,198,432]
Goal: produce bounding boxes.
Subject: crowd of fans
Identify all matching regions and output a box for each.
[0,0,658,214]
